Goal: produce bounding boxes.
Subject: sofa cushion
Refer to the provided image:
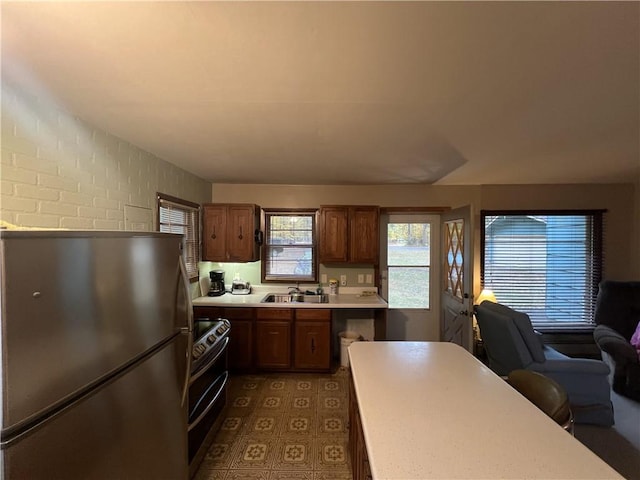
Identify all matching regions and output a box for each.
[480,301,546,363]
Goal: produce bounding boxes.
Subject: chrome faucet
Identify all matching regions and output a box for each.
[288,283,302,294]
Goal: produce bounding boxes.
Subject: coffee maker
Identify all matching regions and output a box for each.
[208,270,226,296]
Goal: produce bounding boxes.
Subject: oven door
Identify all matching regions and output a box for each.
[188,336,229,473]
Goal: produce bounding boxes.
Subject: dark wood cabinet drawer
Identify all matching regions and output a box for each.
[295,309,331,321]
[256,308,293,320]
[193,306,223,319]
[223,307,254,320]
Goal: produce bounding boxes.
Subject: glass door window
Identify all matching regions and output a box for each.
[387,222,431,309]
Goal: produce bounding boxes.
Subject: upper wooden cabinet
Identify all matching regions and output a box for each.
[349,206,380,264]
[319,205,379,264]
[202,204,261,262]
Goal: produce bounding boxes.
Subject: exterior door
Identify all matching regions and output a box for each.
[441,205,473,350]
[380,213,441,341]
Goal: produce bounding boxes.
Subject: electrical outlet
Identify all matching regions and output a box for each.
[340,275,347,286]
[358,274,364,284]
[366,274,372,284]
[321,274,327,284]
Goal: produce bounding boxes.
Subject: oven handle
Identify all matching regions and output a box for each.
[190,336,229,385]
[188,371,229,432]
[179,256,194,408]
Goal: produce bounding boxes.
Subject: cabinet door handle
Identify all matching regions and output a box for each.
[238,225,243,240]
[311,338,316,353]
[211,226,216,239]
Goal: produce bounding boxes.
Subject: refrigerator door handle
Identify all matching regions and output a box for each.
[179,256,194,407]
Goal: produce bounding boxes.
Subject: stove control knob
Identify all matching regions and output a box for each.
[206,334,217,344]
[192,344,207,359]
[216,325,227,335]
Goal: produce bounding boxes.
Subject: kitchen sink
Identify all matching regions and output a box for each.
[301,294,329,303]
[261,293,329,304]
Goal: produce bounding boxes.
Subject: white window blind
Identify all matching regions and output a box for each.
[481,210,604,330]
[158,194,200,280]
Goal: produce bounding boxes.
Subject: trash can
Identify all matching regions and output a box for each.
[339,331,361,368]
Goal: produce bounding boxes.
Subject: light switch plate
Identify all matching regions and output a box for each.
[340,275,347,286]
[358,274,364,284]
[321,274,327,284]
[366,274,373,284]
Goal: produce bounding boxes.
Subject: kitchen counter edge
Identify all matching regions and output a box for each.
[192,293,387,309]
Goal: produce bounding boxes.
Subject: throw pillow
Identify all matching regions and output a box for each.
[630,320,640,360]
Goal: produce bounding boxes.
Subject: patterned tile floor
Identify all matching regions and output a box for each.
[194,370,352,480]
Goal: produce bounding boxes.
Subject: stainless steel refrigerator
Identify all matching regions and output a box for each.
[0,231,192,479]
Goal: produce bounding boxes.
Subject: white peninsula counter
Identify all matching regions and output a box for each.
[348,341,621,480]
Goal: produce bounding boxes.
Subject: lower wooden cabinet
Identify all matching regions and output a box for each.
[294,309,331,370]
[256,309,292,370]
[193,306,332,372]
[255,322,291,369]
[228,321,253,370]
[224,310,253,371]
[193,306,254,371]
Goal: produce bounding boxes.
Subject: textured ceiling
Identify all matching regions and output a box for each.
[2,1,639,185]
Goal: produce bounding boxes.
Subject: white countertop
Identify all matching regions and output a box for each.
[192,286,387,309]
[349,341,622,480]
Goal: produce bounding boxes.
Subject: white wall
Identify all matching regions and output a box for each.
[1,82,211,229]
[635,172,640,275]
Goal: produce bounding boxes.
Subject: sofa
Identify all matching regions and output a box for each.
[475,300,614,426]
[593,280,640,401]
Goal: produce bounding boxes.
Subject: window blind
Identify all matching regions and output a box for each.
[481,210,604,329]
[158,194,200,280]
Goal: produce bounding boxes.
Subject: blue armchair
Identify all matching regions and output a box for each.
[475,300,614,426]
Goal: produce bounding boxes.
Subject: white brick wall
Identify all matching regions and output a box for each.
[1,83,211,229]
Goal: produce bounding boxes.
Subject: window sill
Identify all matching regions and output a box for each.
[533,326,595,336]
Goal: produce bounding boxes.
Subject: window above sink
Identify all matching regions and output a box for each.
[262,209,318,284]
